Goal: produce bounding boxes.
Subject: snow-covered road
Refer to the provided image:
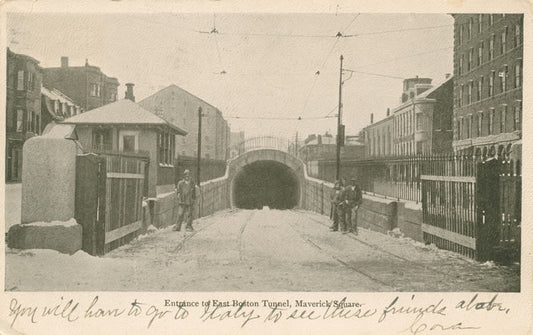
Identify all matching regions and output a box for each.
[5,209,519,291]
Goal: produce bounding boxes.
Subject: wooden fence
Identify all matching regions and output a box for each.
[75,153,147,255]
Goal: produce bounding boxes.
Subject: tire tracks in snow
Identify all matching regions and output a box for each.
[238,210,256,263]
[171,208,241,254]
[292,209,497,292]
[284,211,395,290]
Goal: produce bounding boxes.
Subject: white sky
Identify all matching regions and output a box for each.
[7,13,454,139]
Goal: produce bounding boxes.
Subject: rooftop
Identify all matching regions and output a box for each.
[61,99,187,135]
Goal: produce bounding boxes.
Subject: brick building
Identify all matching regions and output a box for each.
[5,48,43,182]
[42,57,119,112]
[451,14,523,157]
[139,85,230,160]
[362,76,453,158]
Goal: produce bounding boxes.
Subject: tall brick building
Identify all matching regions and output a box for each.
[6,48,43,182]
[451,14,523,157]
[42,57,119,112]
[139,85,230,160]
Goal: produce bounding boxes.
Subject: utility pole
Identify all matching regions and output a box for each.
[336,55,344,181]
[196,107,203,186]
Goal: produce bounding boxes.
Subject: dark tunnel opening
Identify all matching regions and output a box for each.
[233,160,300,210]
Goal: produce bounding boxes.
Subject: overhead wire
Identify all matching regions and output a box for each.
[343,69,405,80]
[225,115,337,120]
[300,13,361,118]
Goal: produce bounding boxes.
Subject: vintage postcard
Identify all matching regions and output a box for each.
[0,0,531,334]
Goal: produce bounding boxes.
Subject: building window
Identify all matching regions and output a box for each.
[158,131,175,165]
[478,14,483,33]
[36,114,41,134]
[16,109,24,132]
[467,81,473,105]
[514,24,521,47]
[90,83,101,97]
[416,114,422,131]
[489,14,494,26]
[477,112,483,137]
[500,105,507,133]
[457,119,462,140]
[27,72,34,91]
[477,77,483,101]
[459,55,463,75]
[27,110,35,133]
[119,130,139,152]
[458,24,463,45]
[500,65,507,93]
[488,109,495,135]
[468,48,473,71]
[464,115,472,138]
[489,35,495,60]
[515,62,522,88]
[459,84,464,107]
[489,72,494,97]
[501,27,508,54]
[478,42,484,66]
[514,104,521,130]
[468,18,473,40]
[17,70,24,90]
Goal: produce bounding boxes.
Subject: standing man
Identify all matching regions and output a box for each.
[352,183,363,234]
[343,178,363,234]
[329,180,344,231]
[174,169,196,232]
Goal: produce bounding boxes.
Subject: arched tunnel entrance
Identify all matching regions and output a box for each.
[232,160,300,209]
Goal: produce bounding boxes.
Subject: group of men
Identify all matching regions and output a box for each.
[330,178,363,234]
[173,169,362,235]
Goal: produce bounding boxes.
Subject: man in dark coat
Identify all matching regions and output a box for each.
[174,169,196,232]
[343,178,363,234]
[329,180,344,231]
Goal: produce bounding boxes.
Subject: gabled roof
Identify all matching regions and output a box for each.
[61,99,187,135]
[140,84,221,113]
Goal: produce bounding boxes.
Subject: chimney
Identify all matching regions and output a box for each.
[125,83,135,102]
[445,73,451,79]
[370,113,374,124]
[85,58,89,66]
[61,56,69,68]
[386,108,390,116]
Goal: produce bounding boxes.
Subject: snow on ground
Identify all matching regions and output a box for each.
[24,218,78,227]
[362,192,396,204]
[5,208,520,292]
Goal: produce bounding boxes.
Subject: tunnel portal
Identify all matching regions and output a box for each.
[232,160,300,209]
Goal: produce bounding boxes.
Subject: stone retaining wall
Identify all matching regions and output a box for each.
[303,176,423,241]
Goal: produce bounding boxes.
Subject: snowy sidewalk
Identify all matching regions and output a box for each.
[5,208,520,292]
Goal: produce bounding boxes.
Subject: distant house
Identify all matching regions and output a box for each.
[42,57,120,112]
[61,98,187,196]
[6,48,43,182]
[139,84,230,160]
[41,87,84,129]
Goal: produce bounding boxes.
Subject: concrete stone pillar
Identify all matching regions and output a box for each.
[21,136,77,223]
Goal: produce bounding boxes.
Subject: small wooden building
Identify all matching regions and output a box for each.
[62,98,187,197]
